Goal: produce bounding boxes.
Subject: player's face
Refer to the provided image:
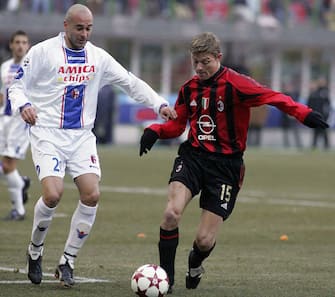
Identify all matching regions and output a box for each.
[191,52,222,81]
[64,12,93,50]
[10,35,29,62]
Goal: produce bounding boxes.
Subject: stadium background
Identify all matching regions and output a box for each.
[0,0,334,146]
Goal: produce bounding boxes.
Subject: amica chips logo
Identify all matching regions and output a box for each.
[57,65,95,83]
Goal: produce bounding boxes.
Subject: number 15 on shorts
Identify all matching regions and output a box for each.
[220,184,232,210]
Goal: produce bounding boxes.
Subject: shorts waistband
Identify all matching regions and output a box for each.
[179,142,243,160]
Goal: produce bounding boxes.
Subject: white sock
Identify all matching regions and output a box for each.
[5,170,25,215]
[30,197,56,255]
[62,201,98,266]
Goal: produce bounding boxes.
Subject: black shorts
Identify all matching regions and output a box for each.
[169,142,245,220]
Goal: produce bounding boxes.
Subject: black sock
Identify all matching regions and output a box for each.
[189,241,216,269]
[158,227,179,286]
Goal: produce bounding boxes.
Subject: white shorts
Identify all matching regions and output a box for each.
[0,115,30,159]
[30,126,101,181]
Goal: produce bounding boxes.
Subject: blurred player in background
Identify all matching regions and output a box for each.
[9,4,176,287]
[139,32,329,293]
[0,30,31,221]
[307,76,331,149]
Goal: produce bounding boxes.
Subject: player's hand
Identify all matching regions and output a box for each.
[20,104,37,125]
[139,129,159,156]
[303,111,329,129]
[159,105,177,121]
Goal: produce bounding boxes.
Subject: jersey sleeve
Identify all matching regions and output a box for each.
[147,89,188,139]
[0,64,4,96]
[101,50,169,114]
[226,69,312,123]
[8,46,40,113]
[0,65,4,108]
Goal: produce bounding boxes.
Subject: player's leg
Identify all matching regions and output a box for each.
[160,148,202,293]
[55,131,101,288]
[312,129,318,148]
[27,128,67,285]
[159,181,192,293]
[55,173,100,287]
[1,117,30,220]
[2,157,26,220]
[186,210,222,289]
[186,156,245,290]
[28,176,64,284]
[323,129,329,149]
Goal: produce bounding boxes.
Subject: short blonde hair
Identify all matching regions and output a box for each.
[190,32,221,57]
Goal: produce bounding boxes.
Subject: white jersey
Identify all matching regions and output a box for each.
[0,58,29,159]
[0,58,21,116]
[9,32,168,129]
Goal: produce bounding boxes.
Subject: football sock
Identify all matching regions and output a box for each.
[30,197,56,253]
[63,201,97,262]
[6,170,25,215]
[159,227,179,286]
[59,253,75,269]
[189,241,216,269]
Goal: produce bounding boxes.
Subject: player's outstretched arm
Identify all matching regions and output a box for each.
[139,129,159,156]
[303,110,329,128]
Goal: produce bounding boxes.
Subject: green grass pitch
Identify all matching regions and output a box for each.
[0,145,334,297]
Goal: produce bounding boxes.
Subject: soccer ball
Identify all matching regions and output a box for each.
[131,264,169,297]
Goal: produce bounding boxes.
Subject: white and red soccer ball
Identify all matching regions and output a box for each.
[131,264,169,297]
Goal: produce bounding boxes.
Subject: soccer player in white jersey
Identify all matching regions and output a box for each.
[0,30,31,221]
[9,4,177,287]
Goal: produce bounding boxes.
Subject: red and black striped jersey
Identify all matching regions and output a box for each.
[148,66,312,155]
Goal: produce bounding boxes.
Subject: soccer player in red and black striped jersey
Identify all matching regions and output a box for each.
[139,32,328,293]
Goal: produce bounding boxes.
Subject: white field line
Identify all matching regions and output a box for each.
[0,266,110,284]
[63,183,335,209]
[239,196,335,208]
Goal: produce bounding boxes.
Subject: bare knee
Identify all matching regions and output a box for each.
[41,177,64,208]
[1,157,17,174]
[43,191,62,208]
[75,174,100,206]
[195,234,216,251]
[80,189,100,207]
[162,206,182,230]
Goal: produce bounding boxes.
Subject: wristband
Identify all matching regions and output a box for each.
[19,102,32,113]
[158,103,168,113]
